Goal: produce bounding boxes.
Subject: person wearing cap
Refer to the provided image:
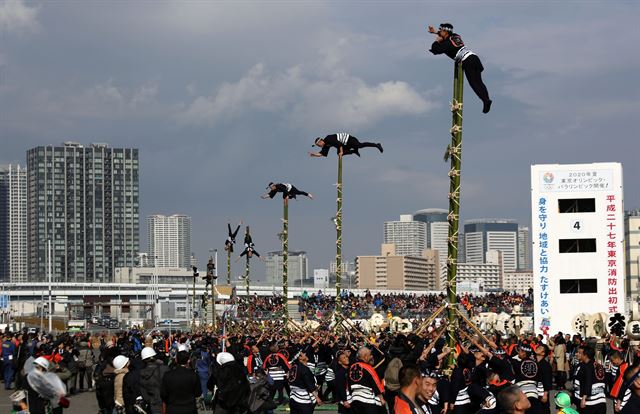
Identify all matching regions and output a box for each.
[9,389,29,414]
[553,391,578,414]
[140,346,169,414]
[427,23,492,114]
[509,342,541,402]
[416,370,438,414]
[211,351,250,414]
[112,355,130,413]
[468,334,515,384]
[262,182,314,201]
[572,344,606,414]
[25,356,70,414]
[309,133,383,158]
[288,351,321,413]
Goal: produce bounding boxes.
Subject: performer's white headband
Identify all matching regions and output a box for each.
[439,26,453,33]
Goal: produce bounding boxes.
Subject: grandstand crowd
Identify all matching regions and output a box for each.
[1,291,638,414]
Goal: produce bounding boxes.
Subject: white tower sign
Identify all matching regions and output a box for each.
[531,163,624,335]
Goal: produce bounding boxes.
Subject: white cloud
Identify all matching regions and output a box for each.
[130,81,159,108]
[178,61,434,130]
[27,79,161,118]
[0,0,39,33]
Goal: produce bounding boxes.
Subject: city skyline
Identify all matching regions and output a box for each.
[2,1,639,274]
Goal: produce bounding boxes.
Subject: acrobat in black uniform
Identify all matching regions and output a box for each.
[237,232,262,260]
[262,183,314,200]
[428,23,492,113]
[224,222,242,253]
[309,133,383,157]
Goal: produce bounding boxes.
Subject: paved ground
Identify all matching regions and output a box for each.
[0,386,328,413]
[1,385,617,414]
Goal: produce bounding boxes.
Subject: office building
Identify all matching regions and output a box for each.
[265,251,308,286]
[464,219,518,272]
[356,244,440,290]
[0,165,27,282]
[518,226,532,270]
[531,162,624,334]
[413,208,448,267]
[147,214,192,269]
[383,215,426,257]
[27,143,139,282]
[314,269,330,289]
[625,209,640,301]
[503,271,534,294]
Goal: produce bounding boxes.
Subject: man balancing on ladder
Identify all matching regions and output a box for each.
[428,23,492,114]
[309,133,383,158]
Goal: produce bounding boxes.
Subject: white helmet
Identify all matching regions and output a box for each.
[216,352,234,365]
[33,357,50,370]
[141,347,157,360]
[113,355,130,370]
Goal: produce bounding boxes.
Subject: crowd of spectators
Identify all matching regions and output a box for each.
[297,290,534,319]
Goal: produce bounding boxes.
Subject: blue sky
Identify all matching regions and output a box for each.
[1,0,639,279]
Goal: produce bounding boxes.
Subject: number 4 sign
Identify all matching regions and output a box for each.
[571,219,583,233]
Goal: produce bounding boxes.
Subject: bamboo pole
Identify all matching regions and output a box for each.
[283,198,289,319]
[212,250,217,330]
[454,307,493,345]
[245,256,250,298]
[335,154,343,314]
[192,268,196,331]
[227,249,231,285]
[446,62,464,368]
[414,303,448,335]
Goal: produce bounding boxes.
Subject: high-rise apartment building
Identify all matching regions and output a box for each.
[413,208,448,268]
[0,165,27,282]
[147,214,192,268]
[464,219,518,272]
[265,251,308,286]
[625,209,640,301]
[27,143,139,282]
[383,215,426,257]
[518,226,533,270]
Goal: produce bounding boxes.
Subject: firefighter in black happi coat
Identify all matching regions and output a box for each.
[428,23,492,113]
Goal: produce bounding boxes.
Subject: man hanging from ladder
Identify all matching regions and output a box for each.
[309,133,383,158]
[427,23,492,114]
[261,182,314,200]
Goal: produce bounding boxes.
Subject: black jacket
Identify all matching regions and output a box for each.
[160,365,200,414]
[211,360,250,413]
